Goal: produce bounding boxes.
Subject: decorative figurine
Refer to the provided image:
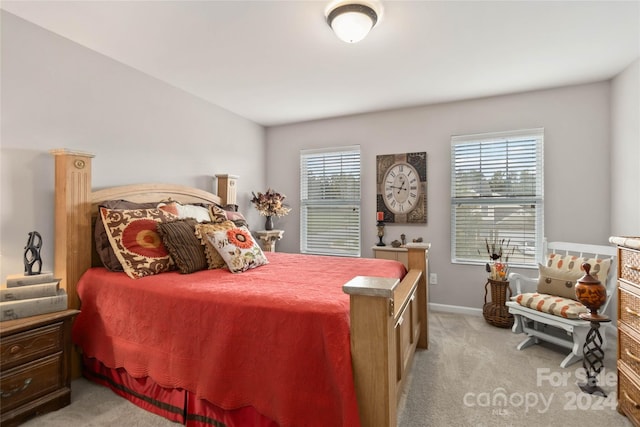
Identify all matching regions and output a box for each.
[376,221,386,247]
[23,231,43,275]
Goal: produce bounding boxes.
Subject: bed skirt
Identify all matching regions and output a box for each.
[82,357,278,427]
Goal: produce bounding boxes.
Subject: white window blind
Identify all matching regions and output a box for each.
[451,129,544,267]
[300,146,361,257]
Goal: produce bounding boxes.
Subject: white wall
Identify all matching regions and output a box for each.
[266,82,612,310]
[611,58,640,236]
[0,12,266,280]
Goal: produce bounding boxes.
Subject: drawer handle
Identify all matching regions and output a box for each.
[625,307,640,318]
[624,391,640,409]
[1,378,32,398]
[626,264,640,273]
[626,349,640,364]
[9,344,22,354]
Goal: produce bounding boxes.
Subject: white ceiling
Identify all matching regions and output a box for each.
[2,0,639,126]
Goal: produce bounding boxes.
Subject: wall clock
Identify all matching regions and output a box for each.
[376,152,427,224]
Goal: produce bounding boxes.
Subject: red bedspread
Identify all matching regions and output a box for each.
[72,252,406,427]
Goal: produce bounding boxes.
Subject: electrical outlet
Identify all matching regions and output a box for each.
[429,273,438,285]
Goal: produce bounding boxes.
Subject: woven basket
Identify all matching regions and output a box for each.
[483,279,514,328]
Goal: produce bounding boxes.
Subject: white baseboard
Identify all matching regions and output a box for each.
[429,303,482,316]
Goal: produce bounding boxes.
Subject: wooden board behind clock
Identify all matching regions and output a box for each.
[376,152,427,224]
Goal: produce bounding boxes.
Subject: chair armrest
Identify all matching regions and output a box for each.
[508,272,538,295]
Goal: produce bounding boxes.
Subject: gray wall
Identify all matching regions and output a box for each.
[611,58,640,236]
[0,12,266,280]
[266,82,614,311]
[2,10,637,314]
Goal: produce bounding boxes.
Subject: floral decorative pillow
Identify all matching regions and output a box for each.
[205,227,269,273]
[100,207,178,279]
[95,200,158,271]
[194,221,236,269]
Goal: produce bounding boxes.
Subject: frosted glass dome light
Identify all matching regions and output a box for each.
[327,3,378,43]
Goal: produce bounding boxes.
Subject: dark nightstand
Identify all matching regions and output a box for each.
[0,309,79,427]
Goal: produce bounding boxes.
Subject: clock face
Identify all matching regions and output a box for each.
[383,162,420,214]
[376,152,427,224]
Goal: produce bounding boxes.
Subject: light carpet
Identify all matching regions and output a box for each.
[22,311,632,426]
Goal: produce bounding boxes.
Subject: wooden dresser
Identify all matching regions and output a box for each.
[611,236,640,426]
[0,309,79,427]
[372,246,409,268]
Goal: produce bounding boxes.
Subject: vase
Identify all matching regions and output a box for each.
[575,262,608,320]
[487,261,508,281]
[483,278,514,328]
[265,215,274,231]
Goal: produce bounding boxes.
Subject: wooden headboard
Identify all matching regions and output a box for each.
[50,149,228,310]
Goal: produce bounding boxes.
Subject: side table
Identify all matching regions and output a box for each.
[483,279,514,328]
[0,309,80,426]
[254,230,284,252]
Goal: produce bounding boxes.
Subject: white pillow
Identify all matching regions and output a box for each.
[158,202,211,222]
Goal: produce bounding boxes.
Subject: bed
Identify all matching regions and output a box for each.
[51,149,430,427]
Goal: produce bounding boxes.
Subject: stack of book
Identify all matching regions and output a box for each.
[0,272,67,321]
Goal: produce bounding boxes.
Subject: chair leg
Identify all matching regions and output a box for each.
[511,313,524,334]
[560,352,582,368]
[516,336,539,350]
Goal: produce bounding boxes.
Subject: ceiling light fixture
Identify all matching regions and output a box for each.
[326,2,379,43]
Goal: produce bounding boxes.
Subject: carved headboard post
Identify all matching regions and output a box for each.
[215,174,238,210]
[50,149,94,310]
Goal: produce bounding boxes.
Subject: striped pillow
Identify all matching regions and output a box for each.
[157,218,208,274]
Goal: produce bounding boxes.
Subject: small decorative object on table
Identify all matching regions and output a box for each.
[23,231,43,275]
[574,262,610,396]
[376,211,386,246]
[481,236,516,327]
[251,189,291,231]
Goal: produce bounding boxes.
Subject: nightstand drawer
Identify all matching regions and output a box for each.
[620,284,640,334]
[0,323,63,371]
[620,327,640,371]
[0,352,63,413]
[621,248,640,287]
[619,365,640,426]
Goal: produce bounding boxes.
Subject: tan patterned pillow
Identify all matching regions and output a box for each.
[100,207,178,279]
[94,200,158,271]
[545,253,612,285]
[209,205,250,228]
[194,221,236,269]
[536,264,584,300]
[512,293,588,319]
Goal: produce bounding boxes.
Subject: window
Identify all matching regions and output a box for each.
[451,129,544,267]
[300,146,361,257]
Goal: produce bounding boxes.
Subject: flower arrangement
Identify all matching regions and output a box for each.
[250,188,291,217]
[481,237,516,281]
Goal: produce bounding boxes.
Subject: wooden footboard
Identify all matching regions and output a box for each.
[51,149,429,427]
[344,244,429,427]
